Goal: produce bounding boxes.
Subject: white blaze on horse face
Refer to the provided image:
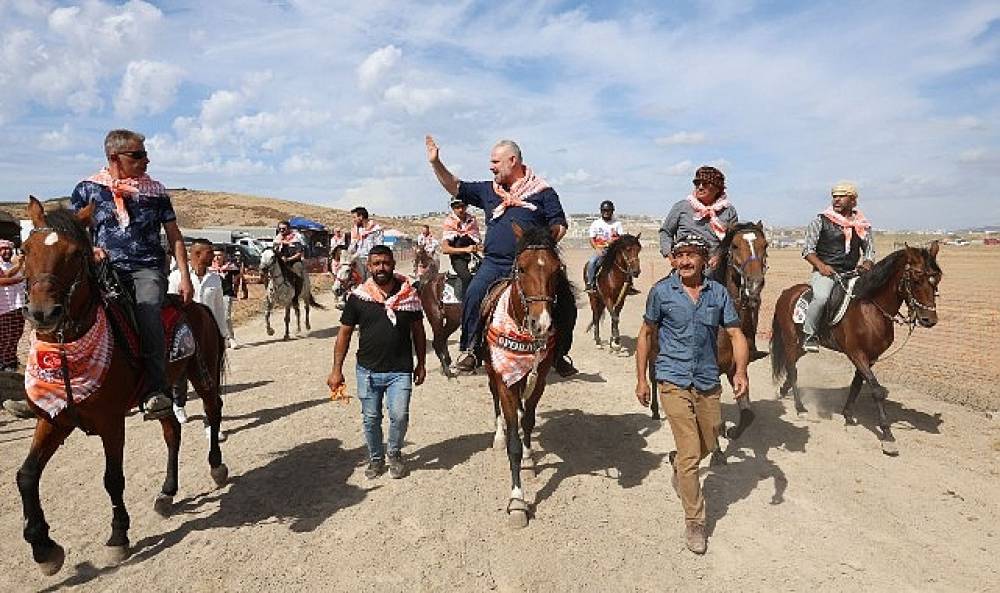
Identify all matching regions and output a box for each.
[44,232,59,246]
[742,232,757,258]
[536,308,552,334]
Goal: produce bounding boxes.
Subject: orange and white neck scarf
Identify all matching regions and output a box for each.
[491,166,550,219]
[25,307,113,419]
[686,194,732,240]
[822,207,870,253]
[442,211,481,243]
[86,168,167,228]
[351,221,383,245]
[486,286,554,386]
[351,274,422,325]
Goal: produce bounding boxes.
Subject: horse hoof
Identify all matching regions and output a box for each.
[211,463,229,487]
[595,343,604,350]
[522,454,535,470]
[106,544,130,564]
[881,440,899,456]
[153,493,173,517]
[266,327,275,336]
[844,416,857,426]
[38,543,65,576]
[507,509,529,529]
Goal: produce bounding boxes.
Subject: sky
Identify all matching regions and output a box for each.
[1,0,998,230]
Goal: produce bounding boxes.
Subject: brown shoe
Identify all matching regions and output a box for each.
[685,523,707,554]
[453,351,476,374]
[553,355,578,377]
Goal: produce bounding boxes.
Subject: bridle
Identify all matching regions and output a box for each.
[727,233,767,309]
[511,244,558,339]
[862,260,939,327]
[23,227,95,340]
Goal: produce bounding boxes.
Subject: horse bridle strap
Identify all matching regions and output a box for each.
[513,245,558,305]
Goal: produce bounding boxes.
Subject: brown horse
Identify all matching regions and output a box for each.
[483,224,559,529]
[770,243,942,455]
[584,233,641,353]
[650,222,769,443]
[413,247,461,377]
[16,197,227,575]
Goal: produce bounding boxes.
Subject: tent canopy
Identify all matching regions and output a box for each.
[288,216,326,231]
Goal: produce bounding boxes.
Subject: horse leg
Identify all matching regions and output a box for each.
[853,361,897,456]
[784,363,807,416]
[304,298,311,332]
[100,420,131,563]
[264,298,275,336]
[520,379,546,472]
[842,370,865,426]
[154,414,182,517]
[501,391,529,528]
[590,298,604,348]
[283,304,292,340]
[16,420,72,575]
[491,382,505,450]
[610,309,622,352]
[433,331,455,378]
[293,300,302,336]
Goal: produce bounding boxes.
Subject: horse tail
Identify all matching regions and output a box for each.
[305,290,326,310]
[770,288,798,386]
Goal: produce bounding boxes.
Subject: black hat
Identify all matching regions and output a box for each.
[600,200,615,211]
[671,234,710,255]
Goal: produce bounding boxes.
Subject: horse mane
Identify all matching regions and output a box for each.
[597,233,640,277]
[43,208,94,260]
[854,247,940,300]
[514,225,557,254]
[714,221,760,282]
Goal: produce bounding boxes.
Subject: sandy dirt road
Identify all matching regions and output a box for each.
[0,248,997,592]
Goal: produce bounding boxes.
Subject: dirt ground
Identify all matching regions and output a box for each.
[0,247,997,592]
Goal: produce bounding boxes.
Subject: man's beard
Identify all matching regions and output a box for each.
[373,271,392,284]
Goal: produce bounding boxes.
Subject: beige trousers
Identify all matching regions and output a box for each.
[660,382,722,526]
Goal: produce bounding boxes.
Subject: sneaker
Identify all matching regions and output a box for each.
[553,355,578,378]
[685,523,707,554]
[802,335,820,353]
[365,459,385,480]
[387,452,407,479]
[453,351,476,374]
[3,399,34,419]
[141,391,173,420]
[173,404,188,424]
[204,425,227,442]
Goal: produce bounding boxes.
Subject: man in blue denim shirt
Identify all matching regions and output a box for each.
[635,235,749,555]
[327,246,426,480]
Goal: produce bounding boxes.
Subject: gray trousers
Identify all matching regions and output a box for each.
[122,267,168,393]
[803,271,836,337]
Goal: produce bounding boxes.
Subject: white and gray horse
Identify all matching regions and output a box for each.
[260,247,324,339]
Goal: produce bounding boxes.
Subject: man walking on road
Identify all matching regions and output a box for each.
[634,235,749,554]
[327,245,426,480]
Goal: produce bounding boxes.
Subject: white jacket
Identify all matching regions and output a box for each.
[168,267,229,338]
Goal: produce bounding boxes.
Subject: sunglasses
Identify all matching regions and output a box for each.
[117,150,148,160]
[692,179,715,188]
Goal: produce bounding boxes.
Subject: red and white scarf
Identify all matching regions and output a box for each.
[686,194,732,240]
[351,221,383,245]
[86,168,167,228]
[351,274,422,325]
[822,207,871,253]
[25,307,113,419]
[486,286,555,387]
[442,212,481,244]
[491,166,550,219]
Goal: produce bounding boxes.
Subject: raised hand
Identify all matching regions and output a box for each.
[425,135,440,163]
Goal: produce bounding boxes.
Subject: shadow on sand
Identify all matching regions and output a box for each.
[800,385,944,438]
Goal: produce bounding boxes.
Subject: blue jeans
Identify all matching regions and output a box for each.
[356,365,412,462]
[459,258,509,352]
[120,267,168,393]
[586,252,605,287]
[804,271,836,337]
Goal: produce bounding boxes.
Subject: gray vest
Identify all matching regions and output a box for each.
[814,215,861,274]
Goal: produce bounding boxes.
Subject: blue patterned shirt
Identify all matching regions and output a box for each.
[70,180,176,272]
[643,272,740,391]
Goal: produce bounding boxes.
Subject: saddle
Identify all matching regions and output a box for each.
[792,274,859,335]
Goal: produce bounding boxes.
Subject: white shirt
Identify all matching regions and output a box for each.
[417,233,439,255]
[168,267,229,338]
[588,217,624,248]
[0,259,25,315]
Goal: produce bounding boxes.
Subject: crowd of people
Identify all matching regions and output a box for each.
[4,128,876,558]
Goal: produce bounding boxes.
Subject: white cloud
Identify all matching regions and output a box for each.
[383,83,456,115]
[357,45,401,91]
[200,90,244,125]
[115,60,184,117]
[553,168,592,185]
[281,153,332,174]
[40,123,72,150]
[666,160,694,176]
[655,131,707,146]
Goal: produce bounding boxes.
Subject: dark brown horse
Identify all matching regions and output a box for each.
[584,233,641,352]
[770,243,942,455]
[413,247,461,377]
[483,224,560,529]
[16,197,227,575]
[650,222,769,443]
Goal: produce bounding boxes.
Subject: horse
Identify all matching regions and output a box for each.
[330,248,360,310]
[260,247,324,339]
[584,233,642,353]
[770,243,942,455]
[15,197,227,575]
[482,223,560,529]
[413,247,461,377]
[649,222,769,446]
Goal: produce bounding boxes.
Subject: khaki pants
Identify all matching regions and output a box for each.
[660,382,722,526]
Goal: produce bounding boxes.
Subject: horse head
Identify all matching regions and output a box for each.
[725,221,768,308]
[332,250,357,296]
[259,247,276,273]
[613,233,642,280]
[21,196,96,336]
[901,241,942,328]
[511,223,560,340]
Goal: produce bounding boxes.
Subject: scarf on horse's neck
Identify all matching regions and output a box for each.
[25,307,113,419]
[351,274,421,325]
[686,194,732,240]
[486,285,555,387]
[352,221,383,244]
[442,211,481,243]
[822,206,870,253]
[491,166,550,219]
[86,168,167,228]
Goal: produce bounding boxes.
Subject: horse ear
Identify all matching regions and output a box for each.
[755,220,763,229]
[511,222,523,239]
[27,195,46,228]
[635,232,641,241]
[928,240,940,259]
[76,201,95,228]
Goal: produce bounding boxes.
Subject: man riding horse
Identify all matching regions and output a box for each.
[585,200,631,294]
[801,181,875,352]
[426,135,578,377]
[658,166,738,277]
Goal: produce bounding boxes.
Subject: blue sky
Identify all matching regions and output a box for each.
[1,0,998,229]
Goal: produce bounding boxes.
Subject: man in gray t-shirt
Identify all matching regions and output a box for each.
[658,166,738,274]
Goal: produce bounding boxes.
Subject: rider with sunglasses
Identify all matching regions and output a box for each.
[658,166,738,277]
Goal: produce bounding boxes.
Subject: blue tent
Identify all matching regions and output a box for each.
[288,216,326,231]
